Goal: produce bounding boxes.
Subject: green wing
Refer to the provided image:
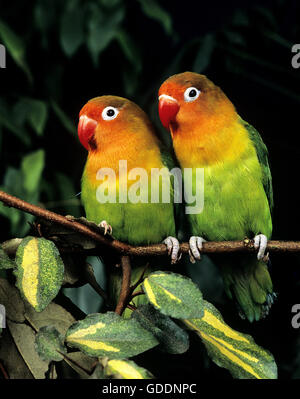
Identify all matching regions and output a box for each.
[241,118,274,212]
[160,146,189,240]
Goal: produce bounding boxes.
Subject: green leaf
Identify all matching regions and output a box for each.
[0,169,23,229]
[34,0,56,34]
[0,326,34,378]
[60,8,84,56]
[35,326,67,362]
[15,237,65,312]
[100,0,122,7]
[13,98,48,136]
[51,100,77,136]
[7,320,49,378]
[0,245,16,269]
[87,5,125,65]
[64,351,97,378]
[24,301,76,336]
[0,277,25,323]
[89,363,105,379]
[1,238,22,257]
[193,34,215,72]
[65,312,158,359]
[21,149,45,194]
[132,304,189,354]
[106,359,154,379]
[232,9,249,27]
[0,19,32,82]
[143,271,204,319]
[115,29,142,73]
[183,301,277,379]
[0,109,31,146]
[138,0,172,35]
[55,172,81,217]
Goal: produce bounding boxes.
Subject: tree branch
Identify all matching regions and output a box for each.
[1,190,300,256]
[115,256,132,315]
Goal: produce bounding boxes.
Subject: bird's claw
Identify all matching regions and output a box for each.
[254,234,268,260]
[163,236,181,264]
[189,236,206,263]
[99,220,112,235]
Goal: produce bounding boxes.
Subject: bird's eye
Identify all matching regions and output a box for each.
[184,87,201,102]
[102,106,119,121]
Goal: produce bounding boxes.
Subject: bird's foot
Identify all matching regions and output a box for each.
[254,234,268,260]
[188,236,206,264]
[65,215,112,236]
[99,220,112,236]
[163,236,181,264]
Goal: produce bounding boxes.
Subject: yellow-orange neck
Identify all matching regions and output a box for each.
[172,113,251,168]
[84,132,163,186]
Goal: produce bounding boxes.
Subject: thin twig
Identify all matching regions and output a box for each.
[115,256,132,315]
[0,361,9,379]
[1,190,300,255]
[83,263,109,303]
[127,304,137,311]
[130,263,149,293]
[131,290,145,299]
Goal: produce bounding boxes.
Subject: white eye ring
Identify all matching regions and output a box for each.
[184,87,201,102]
[102,106,119,121]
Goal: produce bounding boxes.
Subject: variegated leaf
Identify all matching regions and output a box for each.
[65,312,158,359]
[106,359,154,379]
[183,301,277,379]
[15,236,64,312]
[143,271,203,319]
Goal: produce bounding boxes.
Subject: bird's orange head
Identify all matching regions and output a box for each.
[158,71,236,137]
[78,95,158,152]
[158,72,245,166]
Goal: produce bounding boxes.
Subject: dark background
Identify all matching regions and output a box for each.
[0,0,300,379]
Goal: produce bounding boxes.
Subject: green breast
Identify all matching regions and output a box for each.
[81,170,176,246]
[186,148,272,241]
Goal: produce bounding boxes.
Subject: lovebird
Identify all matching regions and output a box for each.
[78,95,180,306]
[158,72,275,322]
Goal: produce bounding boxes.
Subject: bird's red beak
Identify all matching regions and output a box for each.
[158,94,179,130]
[78,115,97,150]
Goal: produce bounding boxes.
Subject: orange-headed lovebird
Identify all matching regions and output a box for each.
[158,72,275,322]
[78,96,180,304]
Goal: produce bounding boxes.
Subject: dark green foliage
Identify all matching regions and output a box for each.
[0,0,299,380]
[132,304,190,354]
[35,326,67,362]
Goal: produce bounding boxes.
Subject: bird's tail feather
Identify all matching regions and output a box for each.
[221,255,275,322]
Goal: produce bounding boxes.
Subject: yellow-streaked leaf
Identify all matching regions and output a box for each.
[65,312,158,359]
[106,359,154,379]
[183,301,277,379]
[15,236,64,312]
[143,271,203,319]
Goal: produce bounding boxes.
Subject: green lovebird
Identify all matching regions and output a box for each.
[77,95,180,308]
[158,72,275,322]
